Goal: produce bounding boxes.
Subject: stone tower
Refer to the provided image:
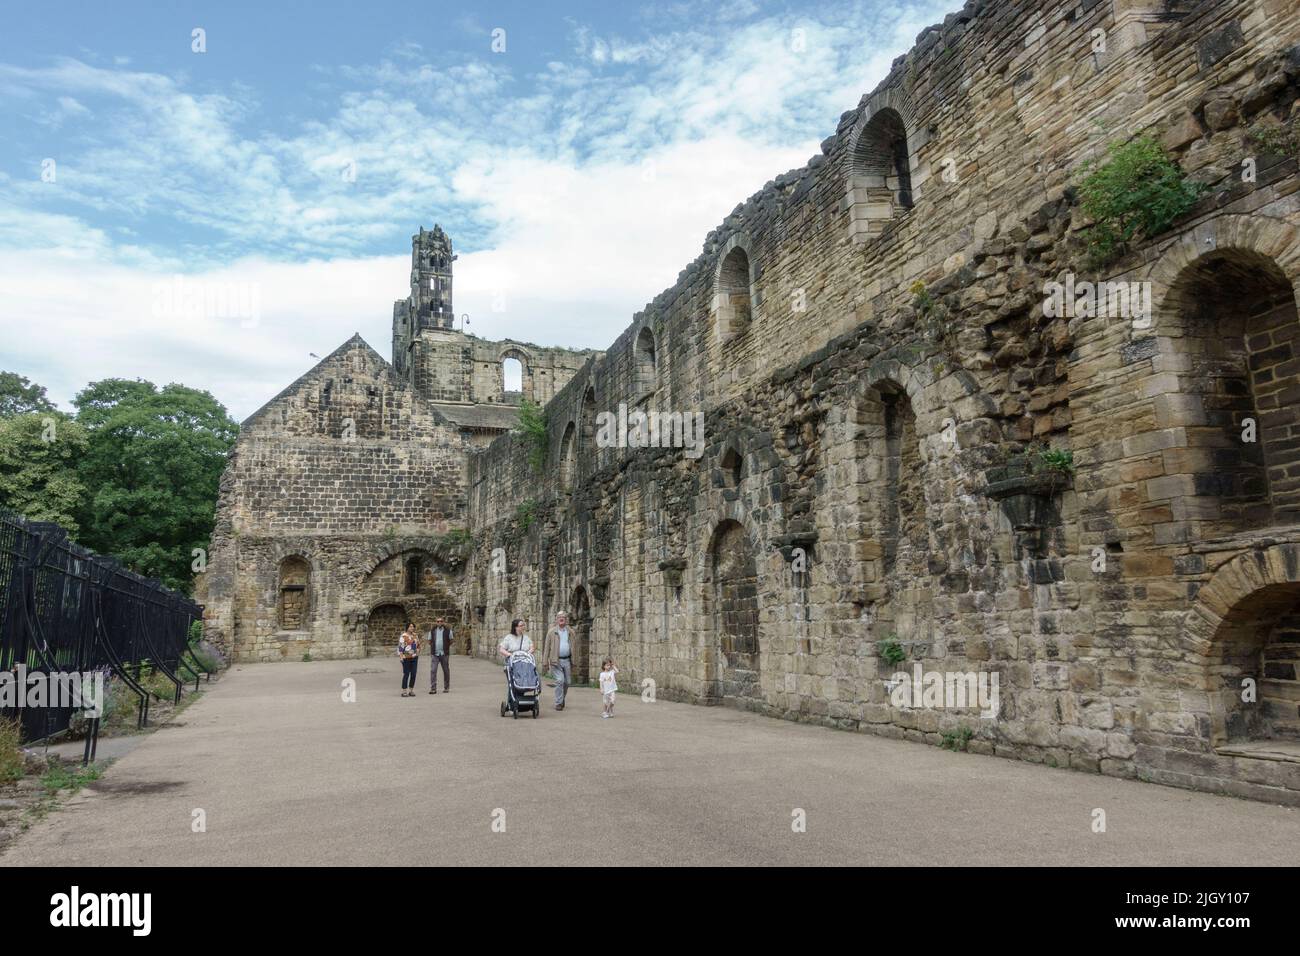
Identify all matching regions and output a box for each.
[393,224,456,378]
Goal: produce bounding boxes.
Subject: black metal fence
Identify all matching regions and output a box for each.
[0,507,206,759]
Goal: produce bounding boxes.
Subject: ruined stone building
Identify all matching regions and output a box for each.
[198,225,597,660]
[206,0,1300,804]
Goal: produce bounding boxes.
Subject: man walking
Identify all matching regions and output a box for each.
[428,617,453,694]
[542,612,575,711]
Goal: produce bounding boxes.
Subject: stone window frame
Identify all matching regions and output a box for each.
[713,234,758,344]
[844,93,926,244]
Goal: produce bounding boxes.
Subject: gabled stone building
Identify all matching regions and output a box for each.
[198,228,598,661]
[460,0,1300,804]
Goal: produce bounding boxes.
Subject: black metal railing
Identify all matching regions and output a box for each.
[0,507,204,760]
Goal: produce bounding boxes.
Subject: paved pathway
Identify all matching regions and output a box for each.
[4,657,1297,866]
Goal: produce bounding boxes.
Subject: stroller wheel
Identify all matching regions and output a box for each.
[513,706,518,719]
[532,705,538,719]
[500,702,506,717]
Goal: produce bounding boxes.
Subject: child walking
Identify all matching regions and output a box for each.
[599,658,618,718]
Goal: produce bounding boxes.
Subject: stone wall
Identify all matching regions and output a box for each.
[199,336,478,661]
[463,0,1300,804]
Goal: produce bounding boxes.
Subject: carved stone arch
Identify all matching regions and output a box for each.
[713,232,757,342]
[1148,214,1300,324]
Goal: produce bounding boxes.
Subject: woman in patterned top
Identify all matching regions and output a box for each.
[398,623,420,697]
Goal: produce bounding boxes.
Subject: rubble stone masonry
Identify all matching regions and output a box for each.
[462,0,1300,804]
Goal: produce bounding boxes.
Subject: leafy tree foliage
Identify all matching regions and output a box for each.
[0,371,56,418]
[0,411,88,532]
[72,379,238,591]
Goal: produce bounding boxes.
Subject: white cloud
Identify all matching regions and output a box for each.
[0,0,959,419]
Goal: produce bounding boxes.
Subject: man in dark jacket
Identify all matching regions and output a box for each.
[428,617,453,694]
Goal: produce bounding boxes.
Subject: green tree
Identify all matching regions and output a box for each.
[0,412,88,532]
[0,371,56,418]
[73,379,238,592]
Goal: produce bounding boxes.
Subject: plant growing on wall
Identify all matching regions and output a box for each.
[516,498,538,532]
[516,398,548,473]
[1077,134,1206,269]
[877,636,906,667]
[940,726,975,751]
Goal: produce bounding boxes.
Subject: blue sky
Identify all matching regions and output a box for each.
[0,0,956,418]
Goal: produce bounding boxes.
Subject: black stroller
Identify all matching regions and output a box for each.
[500,650,541,719]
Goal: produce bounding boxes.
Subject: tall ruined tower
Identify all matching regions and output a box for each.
[393,224,456,379]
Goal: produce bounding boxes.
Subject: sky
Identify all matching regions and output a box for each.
[0,0,957,420]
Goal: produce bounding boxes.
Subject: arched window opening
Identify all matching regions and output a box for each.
[860,382,924,578]
[715,246,753,342]
[278,556,311,631]
[848,108,913,242]
[721,446,743,489]
[634,327,657,399]
[580,386,597,453]
[559,421,577,493]
[404,555,424,595]
[502,356,523,397]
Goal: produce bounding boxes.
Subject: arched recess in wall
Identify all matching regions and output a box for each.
[1146,217,1300,533]
[857,375,928,586]
[365,603,408,657]
[559,420,577,493]
[633,327,657,400]
[702,518,762,707]
[277,556,311,631]
[1183,544,1300,747]
[847,104,917,242]
[714,237,755,343]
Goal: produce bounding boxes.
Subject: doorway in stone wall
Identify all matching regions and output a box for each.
[705,519,762,707]
[570,586,593,684]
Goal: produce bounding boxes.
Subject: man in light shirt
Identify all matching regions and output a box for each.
[427,617,452,694]
[542,612,574,712]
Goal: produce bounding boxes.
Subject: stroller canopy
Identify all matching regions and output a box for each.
[507,651,539,688]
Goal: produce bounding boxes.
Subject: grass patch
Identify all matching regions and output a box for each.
[39,761,102,795]
[0,718,23,785]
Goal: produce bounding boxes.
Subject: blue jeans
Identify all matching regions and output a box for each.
[401,658,418,689]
